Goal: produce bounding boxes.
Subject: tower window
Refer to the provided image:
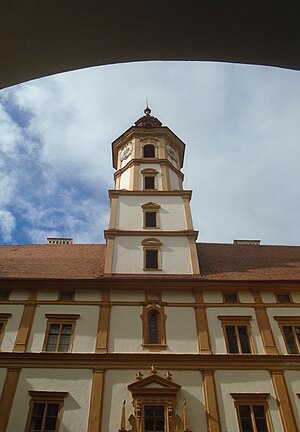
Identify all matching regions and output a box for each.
[144,176,155,190]
[145,211,157,228]
[143,144,155,158]
[145,249,158,269]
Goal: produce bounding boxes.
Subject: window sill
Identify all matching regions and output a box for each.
[142,344,167,352]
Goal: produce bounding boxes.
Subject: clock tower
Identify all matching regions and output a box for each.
[104,107,200,275]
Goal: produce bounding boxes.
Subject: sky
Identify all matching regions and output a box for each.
[0,61,299,246]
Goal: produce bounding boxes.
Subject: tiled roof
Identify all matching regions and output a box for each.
[198,243,300,280]
[0,242,299,281]
[0,244,105,280]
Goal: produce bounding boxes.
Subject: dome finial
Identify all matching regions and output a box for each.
[144,100,151,116]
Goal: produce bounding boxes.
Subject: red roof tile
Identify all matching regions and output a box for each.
[0,244,105,280]
[0,243,300,281]
[198,243,300,280]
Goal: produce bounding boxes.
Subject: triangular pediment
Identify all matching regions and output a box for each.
[128,373,181,393]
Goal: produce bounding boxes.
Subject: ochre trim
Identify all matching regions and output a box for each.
[109,195,118,229]
[202,370,221,432]
[252,291,278,354]
[13,290,37,352]
[0,368,21,432]
[104,237,114,275]
[183,195,194,230]
[161,163,171,191]
[95,290,111,354]
[189,238,200,275]
[271,371,298,432]
[194,291,211,354]
[87,369,105,432]
[104,229,199,239]
[109,189,192,198]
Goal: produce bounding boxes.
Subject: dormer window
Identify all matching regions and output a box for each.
[143,144,155,158]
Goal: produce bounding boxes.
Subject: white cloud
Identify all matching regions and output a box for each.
[0,210,16,242]
[0,61,299,245]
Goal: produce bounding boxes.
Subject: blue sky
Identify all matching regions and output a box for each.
[0,61,299,245]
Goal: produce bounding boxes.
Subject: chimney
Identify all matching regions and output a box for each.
[47,237,73,245]
[233,239,261,246]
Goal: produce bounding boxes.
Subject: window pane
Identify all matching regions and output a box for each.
[238,405,254,432]
[283,326,299,354]
[149,311,159,344]
[46,324,60,351]
[146,250,158,269]
[277,294,291,303]
[144,145,155,158]
[253,405,268,432]
[225,326,239,353]
[57,324,72,352]
[295,326,300,346]
[59,292,74,301]
[144,176,155,189]
[224,293,238,303]
[144,406,164,432]
[30,403,45,432]
[145,212,157,227]
[238,326,251,353]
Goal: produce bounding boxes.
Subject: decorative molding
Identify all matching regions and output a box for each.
[140,302,167,351]
[104,229,199,240]
[87,369,105,432]
[13,290,37,352]
[109,189,191,198]
[202,370,221,432]
[0,368,21,432]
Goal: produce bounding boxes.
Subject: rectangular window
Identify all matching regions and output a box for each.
[224,292,239,303]
[144,405,165,432]
[145,211,157,228]
[144,176,155,190]
[219,316,254,354]
[25,391,67,432]
[231,393,272,432]
[145,249,158,269]
[58,291,74,301]
[276,294,292,303]
[43,314,79,353]
[274,317,300,354]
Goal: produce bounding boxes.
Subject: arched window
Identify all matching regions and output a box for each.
[149,310,159,344]
[141,304,167,350]
[143,144,155,158]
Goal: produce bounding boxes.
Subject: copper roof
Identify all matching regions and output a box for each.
[0,244,105,280]
[0,242,300,281]
[198,243,300,281]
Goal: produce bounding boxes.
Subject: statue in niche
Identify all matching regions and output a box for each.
[127,414,137,432]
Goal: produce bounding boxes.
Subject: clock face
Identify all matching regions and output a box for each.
[120,142,133,161]
[166,144,177,162]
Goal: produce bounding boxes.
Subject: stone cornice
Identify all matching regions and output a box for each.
[0,352,299,370]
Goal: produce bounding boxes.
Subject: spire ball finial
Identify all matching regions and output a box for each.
[144,106,151,116]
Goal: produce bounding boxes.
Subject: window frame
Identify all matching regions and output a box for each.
[43,314,80,353]
[276,293,292,304]
[0,313,12,344]
[143,143,156,159]
[230,393,273,432]
[274,316,300,354]
[218,316,255,354]
[142,238,162,271]
[142,202,161,229]
[223,292,240,303]
[58,291,75,301]
[141,303,167,351]
[141,168,158,191]
[25,391,68,432]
